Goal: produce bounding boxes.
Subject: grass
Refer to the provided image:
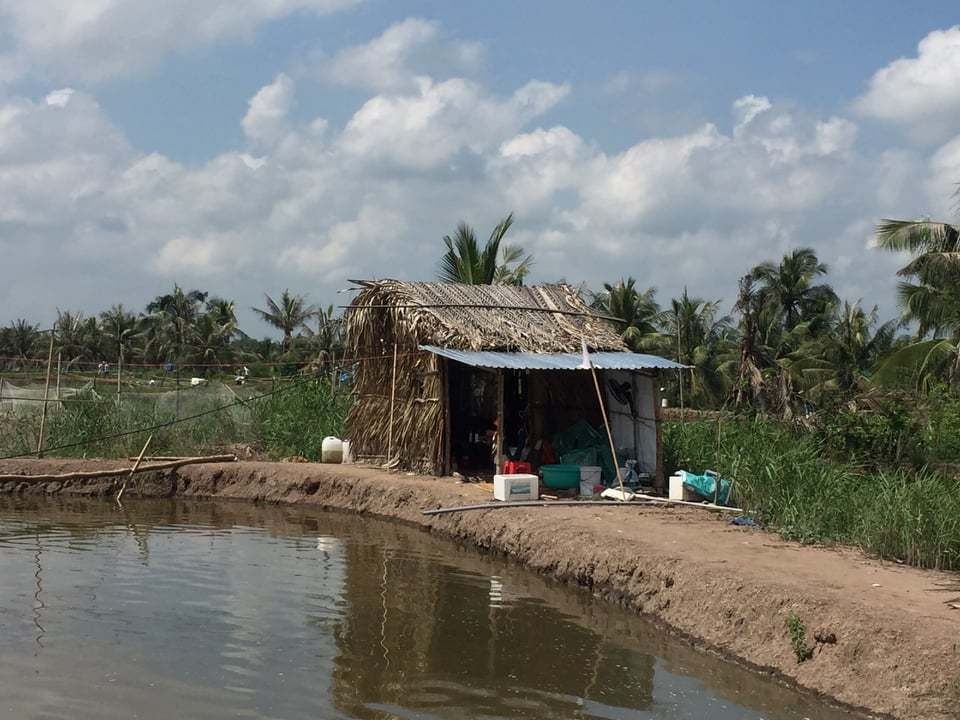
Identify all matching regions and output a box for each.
[0,378,349,462]
[664,417,960,570]
[786,614,812,663]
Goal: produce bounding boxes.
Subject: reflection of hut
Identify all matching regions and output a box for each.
[344,280,685,485]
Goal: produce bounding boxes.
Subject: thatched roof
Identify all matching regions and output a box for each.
[347,279,627,353]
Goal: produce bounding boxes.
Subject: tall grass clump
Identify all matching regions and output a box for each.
[664,418,960,570]
[251,378,349,460]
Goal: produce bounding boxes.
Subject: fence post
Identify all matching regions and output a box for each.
[36,330,55,458]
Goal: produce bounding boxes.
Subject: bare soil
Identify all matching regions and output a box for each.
[2,457,959,719]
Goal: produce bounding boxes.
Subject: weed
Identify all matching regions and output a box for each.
[786,614,813,663]
[664,417,960,571]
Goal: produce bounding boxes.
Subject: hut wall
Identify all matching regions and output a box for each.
[345,347,444,474]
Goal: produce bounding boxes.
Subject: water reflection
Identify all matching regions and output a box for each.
[0,498,852,720]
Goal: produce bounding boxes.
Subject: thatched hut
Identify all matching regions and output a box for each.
[344,280,685,485]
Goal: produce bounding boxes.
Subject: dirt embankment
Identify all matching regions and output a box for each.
[2,458,959,719]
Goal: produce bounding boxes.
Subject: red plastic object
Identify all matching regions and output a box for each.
[502,460,533,475]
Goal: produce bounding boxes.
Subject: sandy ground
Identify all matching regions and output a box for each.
[1,458,959,719]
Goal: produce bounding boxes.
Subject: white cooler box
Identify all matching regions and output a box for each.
[494,474,539,502]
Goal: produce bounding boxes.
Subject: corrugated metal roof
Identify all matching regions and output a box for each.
[420,345,688,371]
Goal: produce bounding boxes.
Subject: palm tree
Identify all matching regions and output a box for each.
[6,319,40,361]
[143,286,208,363]
[55,310,98,366]
[751,248,837,330]
[820,301,898,392]
[99,305,139,363]
[303,305,345,363]
[651,289,733,407]
[438,212,533,285]
[874,206,960,387]
[252,290,316,351]
[592,278,660,350]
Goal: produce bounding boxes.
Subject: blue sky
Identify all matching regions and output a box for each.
[1,1,959,335]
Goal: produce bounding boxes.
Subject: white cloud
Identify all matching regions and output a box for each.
[0,0,361,82]
[926,135,960,217]
[242,73,295,146]
[339,77,569,168]
[733,94,772,134]
[318,18,481,92]
[0,22,950,332]
[856,25,960,142]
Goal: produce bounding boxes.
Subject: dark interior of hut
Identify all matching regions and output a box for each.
[446,361,602,477]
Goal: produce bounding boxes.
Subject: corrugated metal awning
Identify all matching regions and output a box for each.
[420,345,688,371]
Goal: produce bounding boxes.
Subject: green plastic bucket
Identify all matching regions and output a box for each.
[541,464,581,490]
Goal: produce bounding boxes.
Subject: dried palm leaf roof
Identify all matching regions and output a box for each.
[346,279,627,353]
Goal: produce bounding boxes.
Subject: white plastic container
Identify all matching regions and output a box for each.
[321,436,343,464]
[669,471,700,501]
[341,440,352,464]
[494,474,538,502]
[579,465,602,497]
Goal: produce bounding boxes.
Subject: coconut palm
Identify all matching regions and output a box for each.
[592,278,660,350]
[5,319,40,361]
[751,247,837,331]
[303,305,345,363]
[143,286,208,363]
[651,289,733,406]
[55,310,99,365]
[252,290,317,351]
[820,301,899,392]
[874,207,960,387]
[99,305,139,362]
[438,212,533,285]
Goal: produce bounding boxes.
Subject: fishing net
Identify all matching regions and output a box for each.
[0,380,97,410]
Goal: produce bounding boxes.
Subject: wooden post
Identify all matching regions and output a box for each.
[116,343,122,407]
[175,366,180,418]
[0,375,5,404]
[442,358,452,476]
[55,352,61,402]
[652,381,665,492]
[36,331,55,458]
[495,370,504,474]
[386,343,398,464]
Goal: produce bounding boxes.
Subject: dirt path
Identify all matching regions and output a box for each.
[1,458,958,719]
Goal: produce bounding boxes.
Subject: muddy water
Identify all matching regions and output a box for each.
[0,498,851,720]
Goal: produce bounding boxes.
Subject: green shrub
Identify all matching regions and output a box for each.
[664,417,960,570]
[786,614,812,663]
[250,379,349,460]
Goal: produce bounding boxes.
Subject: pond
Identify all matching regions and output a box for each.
[0,498,851,719]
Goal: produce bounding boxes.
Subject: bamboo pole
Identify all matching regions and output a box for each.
[55,352,61,402]
[422,497,741,515]
[496,370,505,473]
[386,343,398,464]
[116,343,122,407]
[0,453,237,483]
[117,434,152,502]
[590,364,627,500]
[35,332,55,458]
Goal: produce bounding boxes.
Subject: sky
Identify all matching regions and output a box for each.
[1,1,959,337]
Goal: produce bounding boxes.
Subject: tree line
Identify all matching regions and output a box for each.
[2,203,957,408]
[0,288,344,374]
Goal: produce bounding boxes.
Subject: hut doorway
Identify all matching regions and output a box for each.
[447,362,498,475]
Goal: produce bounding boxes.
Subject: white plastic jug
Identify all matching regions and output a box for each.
[321,436,343,464]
